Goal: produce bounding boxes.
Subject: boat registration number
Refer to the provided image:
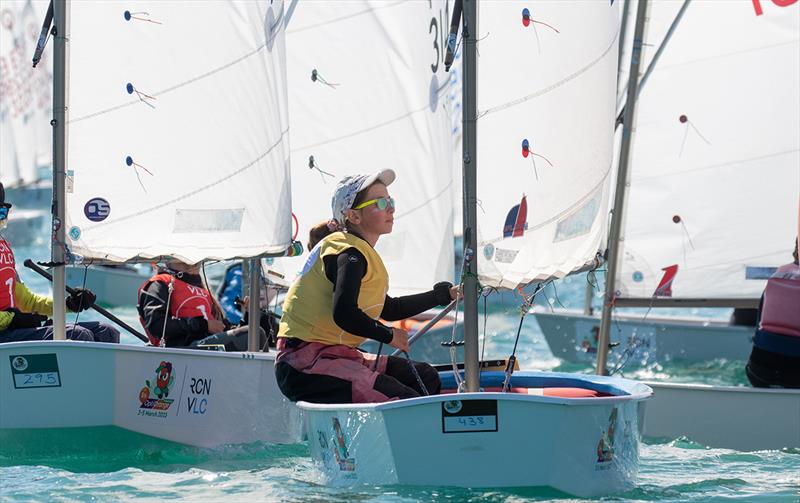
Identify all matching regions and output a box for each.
[9,354,62,389]
[441,399,498,433]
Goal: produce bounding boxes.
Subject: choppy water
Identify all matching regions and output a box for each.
[2,245,799,502]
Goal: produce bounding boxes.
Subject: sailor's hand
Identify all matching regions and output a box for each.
[389,327,410,353]
[207,319,226,334]
[241,296,250,310]
[65,288,96,312]
[7,310,48,329]
[450,285,462,301]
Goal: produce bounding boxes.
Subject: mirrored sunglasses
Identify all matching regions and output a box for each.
[353,197,395,211]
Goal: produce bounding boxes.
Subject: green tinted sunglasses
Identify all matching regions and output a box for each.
[353,197,395,211]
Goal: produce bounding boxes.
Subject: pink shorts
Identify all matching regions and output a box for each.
[276,339,391,403]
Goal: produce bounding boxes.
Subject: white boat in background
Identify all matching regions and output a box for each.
[1,0,301,451]
[541,0,799,374]
[0,0,53,200]
[588,0,799,452]
[65,264,152,307]
[301,1,651,496]
[301,371,651,497]
[3,208,48,247]
[643,382,800,451]
[535,309,752,367]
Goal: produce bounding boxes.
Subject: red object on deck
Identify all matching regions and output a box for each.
[440,387,612,398]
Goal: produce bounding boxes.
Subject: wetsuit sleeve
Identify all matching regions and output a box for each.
[140,281,209,346]
[380,282,454,321]
[324,248,394,344]
[14,280,54,317]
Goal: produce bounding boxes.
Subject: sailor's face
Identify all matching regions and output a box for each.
[354,183,394,236]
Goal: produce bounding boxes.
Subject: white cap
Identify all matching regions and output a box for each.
[330,169,396,226]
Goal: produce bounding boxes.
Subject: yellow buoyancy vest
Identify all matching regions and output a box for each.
[278,232,388,347]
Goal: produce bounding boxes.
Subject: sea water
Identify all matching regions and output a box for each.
[1,245,798,502]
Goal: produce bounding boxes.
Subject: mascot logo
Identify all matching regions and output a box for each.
[138,361,176,413]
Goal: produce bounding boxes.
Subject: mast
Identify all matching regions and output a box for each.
[51,0,69,340]
[247,259,262,352]
[462,0,479,392]
[596,0,649,375]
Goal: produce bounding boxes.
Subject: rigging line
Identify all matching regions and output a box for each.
[633,148,800,182]
[80,129,289,231]
[478,28,618,118]
[291,74,453,152]
[286,0,405,34]
[70,43,268,124]
[394,179,453,221]
[641,38,800,77]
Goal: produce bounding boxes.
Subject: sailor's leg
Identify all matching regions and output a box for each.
[74,321,120,343]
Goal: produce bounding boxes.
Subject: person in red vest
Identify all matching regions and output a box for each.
[137,260,267,351]
[0,183,119,343]
[746,239,800,388]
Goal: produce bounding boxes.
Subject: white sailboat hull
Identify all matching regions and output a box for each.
[535,310,752,366]
[299,371,651,497]
[643,382,800,451]
[0,341,302,450]
[3,209,48,247]
[65,266,151,307]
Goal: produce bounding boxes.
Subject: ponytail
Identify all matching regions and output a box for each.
[308,221,335,251]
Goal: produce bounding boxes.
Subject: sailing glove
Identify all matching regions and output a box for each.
[7,310,48,329]
[433,281,454,306]
[66,288,97,312]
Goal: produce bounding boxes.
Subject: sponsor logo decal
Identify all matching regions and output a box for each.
[138,361,175,417]
[84,197,111,222]
[502,195,528,238]
[653,264,678,297]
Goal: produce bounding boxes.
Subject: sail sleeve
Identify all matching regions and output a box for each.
[64,0,292,263]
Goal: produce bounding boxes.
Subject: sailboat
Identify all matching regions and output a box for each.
[596,0,800,451]
[297,1,651,496]
[0,0,52,246]
[0,0,303,451]
[535,0,800,375]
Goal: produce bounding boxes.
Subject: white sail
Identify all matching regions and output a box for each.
[0,0,53,186]
[617,0,800,300]
[281,0,455,296]
[476,0,620,289]
[64,0,291,263]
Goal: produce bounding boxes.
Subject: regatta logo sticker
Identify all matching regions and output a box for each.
[596,407,618,468]
[137,361,175,418]
[84,197,110,222]
[9,354,61,389]
[502,195,528,238]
